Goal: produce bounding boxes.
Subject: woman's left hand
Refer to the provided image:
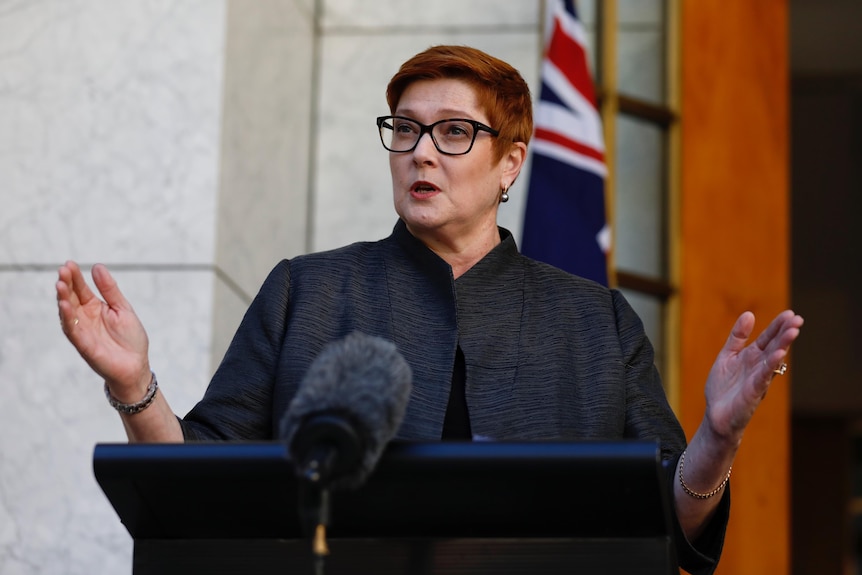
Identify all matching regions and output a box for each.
[703,310,804,447]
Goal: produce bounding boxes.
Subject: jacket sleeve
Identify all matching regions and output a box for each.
[612,289,729,574]
[179,260,291,440]
[668,455,732,575]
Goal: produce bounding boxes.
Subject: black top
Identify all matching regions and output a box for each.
[441,346,472,440]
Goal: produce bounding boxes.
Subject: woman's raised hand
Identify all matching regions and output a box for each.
[56,261,152,399]
[703,310,804,447]
[672,310,803,541]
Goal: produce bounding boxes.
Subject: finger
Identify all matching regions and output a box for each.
[91,264,133,312]
[64,260,99,306]
[722,311,755,354]
[754,311,804,359]
[57,263,76,305]
[753,310,795,350]
[756,312,804,378]
[56,263,84,325]
[57,299,81,336]
[755,349,792,397]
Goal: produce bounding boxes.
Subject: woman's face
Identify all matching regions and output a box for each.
[389,78,522,247]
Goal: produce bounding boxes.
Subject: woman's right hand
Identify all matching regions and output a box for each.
[56,260,152,402]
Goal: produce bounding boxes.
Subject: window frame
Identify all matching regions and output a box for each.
[594,0,681,409]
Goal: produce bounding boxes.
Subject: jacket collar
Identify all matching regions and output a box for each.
[390,219,520,283]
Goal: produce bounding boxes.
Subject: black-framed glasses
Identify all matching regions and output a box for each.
[376,115,499,156]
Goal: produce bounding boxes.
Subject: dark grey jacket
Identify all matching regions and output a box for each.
[180,219,728,574]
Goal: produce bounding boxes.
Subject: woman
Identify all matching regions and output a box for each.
[56,45,802,574]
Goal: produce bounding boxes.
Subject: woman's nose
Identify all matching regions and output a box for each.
[411,131,438,163]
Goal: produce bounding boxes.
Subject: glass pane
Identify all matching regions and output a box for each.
[618,288,665,378]
[618,0,663,25]
[576,0,597,27]
[617,0,667,104]
[614,114,666,279]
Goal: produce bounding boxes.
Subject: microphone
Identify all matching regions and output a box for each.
[279,331,413,491]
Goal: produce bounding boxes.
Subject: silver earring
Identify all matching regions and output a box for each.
[500,186,510,203]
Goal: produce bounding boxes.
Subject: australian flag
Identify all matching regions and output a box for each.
[521,0,609,286]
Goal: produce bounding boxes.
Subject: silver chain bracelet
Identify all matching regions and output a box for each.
[104,372,159,415]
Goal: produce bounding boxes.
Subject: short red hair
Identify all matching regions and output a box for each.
[386,45,533,161]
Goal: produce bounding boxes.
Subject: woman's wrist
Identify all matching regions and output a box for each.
[678,449,732,499]
[104,367,153,404]
[698,414,743,455]
[677,419,740,499]
[104,371,159,415]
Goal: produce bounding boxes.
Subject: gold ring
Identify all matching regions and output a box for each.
[73,317,79,327]
[773,362,788,376]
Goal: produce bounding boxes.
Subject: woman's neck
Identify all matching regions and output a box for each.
[407,221,501,279]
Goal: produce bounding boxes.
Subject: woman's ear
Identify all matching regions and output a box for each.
[501,141,528,188]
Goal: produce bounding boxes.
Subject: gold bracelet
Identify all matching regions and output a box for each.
[678,449,732,500]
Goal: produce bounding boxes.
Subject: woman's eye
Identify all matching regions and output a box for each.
[444,124,469,137]
[394,123,416,134]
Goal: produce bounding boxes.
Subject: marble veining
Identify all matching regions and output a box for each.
[0,0,225,266]
[321,0,539,30]
[0,268,215,574]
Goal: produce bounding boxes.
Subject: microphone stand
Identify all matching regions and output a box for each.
[298,478,331,575]
[293,416,363,575]
[298,444,337,575]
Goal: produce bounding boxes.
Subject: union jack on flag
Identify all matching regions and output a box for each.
[521,0,610,286]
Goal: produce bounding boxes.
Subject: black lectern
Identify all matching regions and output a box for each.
[93,440,679,574]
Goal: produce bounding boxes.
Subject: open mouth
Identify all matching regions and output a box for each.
[411,181,439,195]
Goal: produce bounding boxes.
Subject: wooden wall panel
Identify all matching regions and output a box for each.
[680,0,790,573]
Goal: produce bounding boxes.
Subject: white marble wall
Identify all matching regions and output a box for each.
[212,0,316,372]
[0,1,228,573]
[0,1,543,573]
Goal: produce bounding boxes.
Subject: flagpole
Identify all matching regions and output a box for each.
[598,0,618,288]
[664,0,683,414]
